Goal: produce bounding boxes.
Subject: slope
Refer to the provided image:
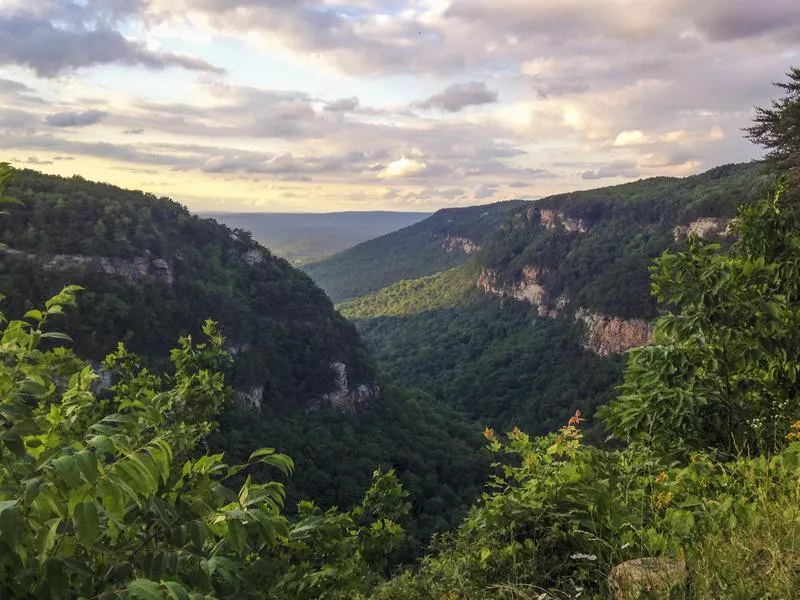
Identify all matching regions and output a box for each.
[341,163,768,436]
[0,167,486,548]
[304,200,526,303]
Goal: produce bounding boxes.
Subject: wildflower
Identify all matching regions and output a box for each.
[570,553,597,561]
[655,471,668,484]
[568,409,583,427]
[483,426,495,441]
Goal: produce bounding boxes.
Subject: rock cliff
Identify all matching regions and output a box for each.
[441,235,481,254]
[5,249,175,285]
[575,309,652,356]
[478,268,652,355]
[673,217,731,241]
[530,208,589,233]
[477,267,568,318]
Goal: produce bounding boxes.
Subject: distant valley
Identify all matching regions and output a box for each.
[201,211,431,265]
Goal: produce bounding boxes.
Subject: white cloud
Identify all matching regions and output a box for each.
[377,156,428,179]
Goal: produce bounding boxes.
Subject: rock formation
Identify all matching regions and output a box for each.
[5,249,175,285]
[575,309,652,356]
[530,208,589,233]
[477,267,568,318]
[673,217,731,241]
[441,235,481,254]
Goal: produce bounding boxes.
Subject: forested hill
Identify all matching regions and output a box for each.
[304,200,526,303]
[0,168,374,410]
[0,166,487,552]
[336,162,769,436]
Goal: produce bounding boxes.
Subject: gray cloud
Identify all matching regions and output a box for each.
[0,14,223,77]
[474,183,499,199]
[124,128,145,135]
[416,82,498,113]
[45,109,108,128]
[582,160,640,180]
[324,97,360,112]
[19,156,54,165]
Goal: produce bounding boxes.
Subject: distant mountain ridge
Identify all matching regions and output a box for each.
[304,200,526,302]
[203,210,431,265]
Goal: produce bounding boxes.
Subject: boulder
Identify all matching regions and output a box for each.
[608,556,687,599]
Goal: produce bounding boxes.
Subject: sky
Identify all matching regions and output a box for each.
[0,1,799,212]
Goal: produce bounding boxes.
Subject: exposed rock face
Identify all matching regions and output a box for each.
[239,362,378,414]
[441,235,481,254]
[575,309,652,356]
[5,249,175,285]
[477,267,568,318]
[608,556,687,600]
[240,386,264,412]
[673,217,731,241]
[534,208,589,233]
[243,249,266,265]
[322,361,379,412]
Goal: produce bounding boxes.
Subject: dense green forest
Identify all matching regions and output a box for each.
[0,165,486,553]
[330,162,766,437]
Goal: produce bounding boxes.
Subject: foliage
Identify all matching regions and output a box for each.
[0,288,421,599]
[351,292,622,438]
[0,167,374,404]
[335,163,765,443]
[0,166,488,551]
[217,383,487,560]
[746,67,800,179]
[602,179,800,457]
[0,287,296,598]
[377,416,800,599]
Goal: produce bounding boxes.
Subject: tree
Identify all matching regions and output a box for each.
[746,67,800,183]
[601,179,800,456]
[0,287,297,598]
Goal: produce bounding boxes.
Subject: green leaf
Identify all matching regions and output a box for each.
[39,518,62,562]
[73,500,100,548]
[163,582,190,600]
[227,518,247,556]
[44,558,69,599]
[127,579,165,600]
[41,332,73,342]
[52,455,82,488]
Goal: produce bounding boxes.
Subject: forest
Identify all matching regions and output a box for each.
[0,67,799,598]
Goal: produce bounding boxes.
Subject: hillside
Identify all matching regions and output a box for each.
[0,167,486,548]
[304,200,526,303]
[0,169,375,407]
[338,163,768,436]
[204,211,431,265]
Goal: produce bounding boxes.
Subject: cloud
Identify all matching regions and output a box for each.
[45,109,108,128]
[377,156,428,179]
[0,14,223,77]
[124,128,145,135]
[582,160,641,180]
[324,97,360,112]
[474,183,499,199]
[416,82,499,113]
